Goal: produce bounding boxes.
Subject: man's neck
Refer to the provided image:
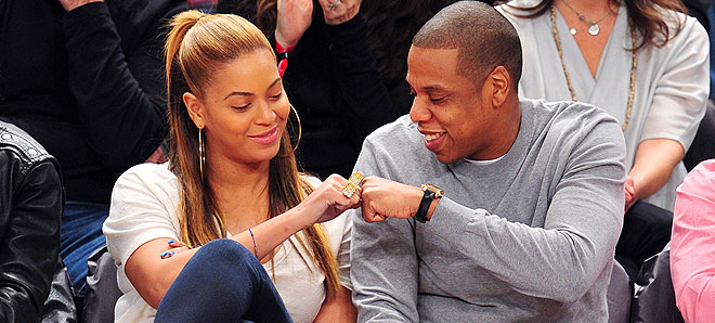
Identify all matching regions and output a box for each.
[470,97,522,160]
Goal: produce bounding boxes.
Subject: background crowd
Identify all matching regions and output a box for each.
[0,0,713,322]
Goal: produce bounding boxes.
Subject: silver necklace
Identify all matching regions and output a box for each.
[561,0,613,36]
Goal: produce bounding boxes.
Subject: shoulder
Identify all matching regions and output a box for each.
[650,6,708,46]
[527,99,619,128]
[106,0,188,34]
[0,121,59,177]
[678,159,715,197]
[358,115,444,179]
[496,0,542,21]
[525,99,625,152]
[362,115,423,155]
[113,162,178,196]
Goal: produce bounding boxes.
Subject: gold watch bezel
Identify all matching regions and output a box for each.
[421,183,444,198]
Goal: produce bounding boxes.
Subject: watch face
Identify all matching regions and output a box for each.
[422,183,444,198]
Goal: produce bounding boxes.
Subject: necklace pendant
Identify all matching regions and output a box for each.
[569,28,577,35]
[588,24,600,36]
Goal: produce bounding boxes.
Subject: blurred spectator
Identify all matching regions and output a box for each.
[0,0,186,294]
[671,159,715,323]
[499,0,708,279]
[0,121,64,323]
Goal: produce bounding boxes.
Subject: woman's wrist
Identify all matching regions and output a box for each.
[283,204,315,231]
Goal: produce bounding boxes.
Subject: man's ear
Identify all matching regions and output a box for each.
[486,66,510,108]
[183,92,206,128]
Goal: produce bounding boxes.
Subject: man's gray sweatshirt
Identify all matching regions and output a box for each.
[350,99,627,322]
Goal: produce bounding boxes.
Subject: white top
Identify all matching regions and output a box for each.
[103,163,352,323]
[498,0,709,210]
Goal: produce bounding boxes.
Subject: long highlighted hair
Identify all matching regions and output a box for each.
[164,10,341,296]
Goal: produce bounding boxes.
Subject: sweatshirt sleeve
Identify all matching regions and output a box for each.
[62,2,167,171]
[425,119,626,303]
[671,160,715,323]
[640,16,709,151]
[350,142,420,323]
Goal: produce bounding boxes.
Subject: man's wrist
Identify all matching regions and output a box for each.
[415,184,444,223]
[426,196,441,221]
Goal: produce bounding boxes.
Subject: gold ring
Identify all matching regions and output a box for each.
[341,171,364,198]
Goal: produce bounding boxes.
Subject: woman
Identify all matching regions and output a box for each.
[498,0,708,279]
[217,0,473,179]
[103,10,359,323]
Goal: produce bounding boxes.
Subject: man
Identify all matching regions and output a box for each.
[350,2,626,322]
[0,0,185,293]
[0,121,64,323]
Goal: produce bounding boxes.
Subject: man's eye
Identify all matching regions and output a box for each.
[430,97,446,103]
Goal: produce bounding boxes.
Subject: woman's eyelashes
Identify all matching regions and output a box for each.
[232,104,250,111]
[269,91,283,101]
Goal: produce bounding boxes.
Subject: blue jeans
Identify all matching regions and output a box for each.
[155,239,293,323]
[60,201,109,294]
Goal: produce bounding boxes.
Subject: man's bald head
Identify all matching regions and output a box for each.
[413,1,522,89]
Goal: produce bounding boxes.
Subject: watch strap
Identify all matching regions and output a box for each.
[415,189,436,223]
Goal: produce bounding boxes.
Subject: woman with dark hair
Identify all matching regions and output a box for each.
[498,0,708,278]
[103,10,359,323]
[216,0,478,179]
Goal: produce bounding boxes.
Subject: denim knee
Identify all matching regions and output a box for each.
[199,239,259,268]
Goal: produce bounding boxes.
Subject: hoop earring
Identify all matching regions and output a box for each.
[278,103,302,158]
[198,127,206,181]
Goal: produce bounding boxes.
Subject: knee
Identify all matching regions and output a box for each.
[198,239,257,267]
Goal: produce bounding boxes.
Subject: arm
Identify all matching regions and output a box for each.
[671,160,715,323]
[313,286,356,323]
[324,6,405,147]
[61,1,172,170]
[0,161,63,323]
[625,138,684,210]
[107,170,359,309]
[360,121,626,303]
[281,0,401,149]
[350,143,419,323]
[631,17,710,206]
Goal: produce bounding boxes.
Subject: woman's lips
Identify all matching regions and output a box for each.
[249,126,279,145]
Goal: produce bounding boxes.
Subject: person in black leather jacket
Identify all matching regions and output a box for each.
[0,121,64,323]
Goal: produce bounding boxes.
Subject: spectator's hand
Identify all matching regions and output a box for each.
[318,0,361,26]
[625,176,637,212]
[293,174,362,226]
[145,147,167,164]
[159,239,190,259]
[275,0,314,48]
[361,177,423,223]
[58,0,102,12]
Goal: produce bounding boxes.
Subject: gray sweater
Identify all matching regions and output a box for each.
[350,99,626,322]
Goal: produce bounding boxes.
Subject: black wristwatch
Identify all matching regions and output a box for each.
[415,183,444,223]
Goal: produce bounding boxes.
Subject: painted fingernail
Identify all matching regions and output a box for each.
[170,251,175,255]
[160,251,168,257]
[168,240,175,244]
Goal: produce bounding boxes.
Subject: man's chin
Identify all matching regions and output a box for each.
[433,152,458,165]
